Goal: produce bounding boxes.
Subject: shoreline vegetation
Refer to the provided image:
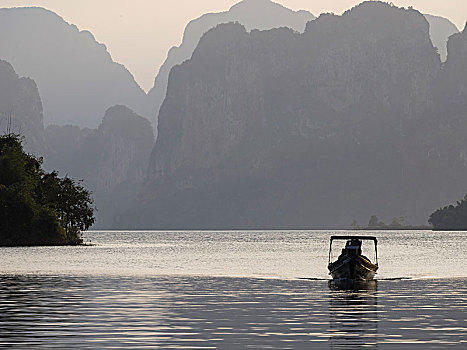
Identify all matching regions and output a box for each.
[429,194,467,231]
[2,133,466,244]
[352,216,432,231]
[0,134,95,246]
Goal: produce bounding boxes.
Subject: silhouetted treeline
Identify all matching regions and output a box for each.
[352,216,431,230]
[0,134,94,246]
[429,195,467,230]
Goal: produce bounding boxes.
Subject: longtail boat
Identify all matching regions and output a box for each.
[328,236,378,281]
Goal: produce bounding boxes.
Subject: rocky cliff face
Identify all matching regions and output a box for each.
[44,124,92,171]
[0,60,45,155]
[425,14,459,61]
[126,2,467,229]
[426,23,467,186]
[74,105,155,193]
[438,23,467,111]
[0,7,150,127]
[45,105,155,227]
[147,0,315,131]
[0,60,155,227]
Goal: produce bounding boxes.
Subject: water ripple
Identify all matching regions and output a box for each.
[0,275,466,349]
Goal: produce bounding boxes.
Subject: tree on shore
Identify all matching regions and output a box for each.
[367,215,386,229]
[353,215,428,230]
[0,134,95,246]
[40,171,95,244]
[429,195,467,230]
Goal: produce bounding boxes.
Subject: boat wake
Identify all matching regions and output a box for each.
[298,277,412,281]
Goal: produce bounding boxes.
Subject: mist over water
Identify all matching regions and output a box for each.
[1,230,466,348]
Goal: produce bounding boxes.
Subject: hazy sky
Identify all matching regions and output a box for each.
[0,0,465,91]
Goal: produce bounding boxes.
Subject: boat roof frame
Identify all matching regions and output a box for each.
[328,236,378,265]
[330,235,377,243]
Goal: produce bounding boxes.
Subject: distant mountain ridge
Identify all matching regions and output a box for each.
[147,0,456,132]
[0,59,45,155]
[0,60,154,228]
[1,1,465,230]
[123,1,467,230]
[0,7,150,127]
[147,0,316,130]
[0,2,458,132]
[45,105,155,227]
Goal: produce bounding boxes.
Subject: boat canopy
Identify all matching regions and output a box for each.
[328,236,378,265]
[330,236,377,243]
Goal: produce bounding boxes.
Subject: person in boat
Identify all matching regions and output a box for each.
[337,238,371,262]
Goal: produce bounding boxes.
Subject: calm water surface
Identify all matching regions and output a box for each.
[1,230,466,348]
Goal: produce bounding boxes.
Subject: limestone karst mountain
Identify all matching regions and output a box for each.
[44,124,92,172]
[2,1,465,229]
[0,61,155,227]
[0,85,155,228]
[0,7,150,128]
[147,0,315,130]
[0,44,153,228]
[437,22,467,109]
[0,7,156,227]
[0,60,45,155]
[122,2,467,230]
[45,105,155,227]
[431,23,467,147]
[425,14,459,61]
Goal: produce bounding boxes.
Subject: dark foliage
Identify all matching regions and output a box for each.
[0,134,94,246]
[429,195,467,230]
[359,215,430,230]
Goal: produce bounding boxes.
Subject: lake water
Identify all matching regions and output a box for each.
[1,230,466,348]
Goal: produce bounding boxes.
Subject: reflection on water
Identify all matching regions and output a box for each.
[328,281,378,349]
[328,279,378,291]
[0,275,466,349]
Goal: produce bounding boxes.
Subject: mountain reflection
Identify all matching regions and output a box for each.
[328,281,379,349]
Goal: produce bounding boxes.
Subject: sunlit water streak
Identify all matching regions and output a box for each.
[0,230,466,348]
[1,230,466,279]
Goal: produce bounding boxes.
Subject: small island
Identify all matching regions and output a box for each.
[352,215,432,230]
[0,134,95,246]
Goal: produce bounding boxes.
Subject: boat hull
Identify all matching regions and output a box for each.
[328,255,378,281]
